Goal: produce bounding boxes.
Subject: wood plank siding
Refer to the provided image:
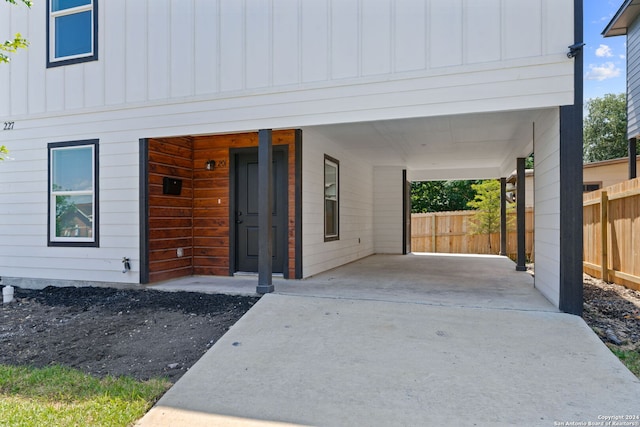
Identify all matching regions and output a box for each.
[146,130,299,283]
[147,137,195,282]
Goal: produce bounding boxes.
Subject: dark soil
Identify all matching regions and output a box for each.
[0,286,259,382]
[582,274,640,352]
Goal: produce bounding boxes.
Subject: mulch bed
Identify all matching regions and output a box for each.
[0,286,259,382]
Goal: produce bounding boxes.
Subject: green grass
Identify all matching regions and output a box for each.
[609,346,640,379]
[0,364,171,427]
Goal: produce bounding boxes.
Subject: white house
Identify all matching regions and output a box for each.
[603,0,640,179]
[0,0,584,313]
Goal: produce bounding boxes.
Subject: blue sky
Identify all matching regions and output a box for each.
[584,0,628,100]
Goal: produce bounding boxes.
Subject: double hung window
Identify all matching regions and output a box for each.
[48,0,97,67]
[324,155,339,241]
[48,140,99,246]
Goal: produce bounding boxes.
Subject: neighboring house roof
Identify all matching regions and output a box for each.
[583,155,640,168]
[603,0,640,37]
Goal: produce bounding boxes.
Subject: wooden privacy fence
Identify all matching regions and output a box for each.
[411,208,534,261]
[583,177,640,291]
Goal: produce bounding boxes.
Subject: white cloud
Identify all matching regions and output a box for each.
[585,62,621,81]
[595,44,613,57]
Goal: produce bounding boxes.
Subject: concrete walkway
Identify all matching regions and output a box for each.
[138,254,640,426]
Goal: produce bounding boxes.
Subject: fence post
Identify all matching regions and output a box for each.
[600,191,608,282]
[431,214,437,252]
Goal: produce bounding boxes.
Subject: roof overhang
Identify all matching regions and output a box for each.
[603,0,640,37]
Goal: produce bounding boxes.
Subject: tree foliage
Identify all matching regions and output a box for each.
[411,180,478,213]
[466,180,503,252]
[0,0,31,64]
[583,93,628,163]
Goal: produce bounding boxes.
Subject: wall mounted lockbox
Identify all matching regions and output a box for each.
[163,177,182,195]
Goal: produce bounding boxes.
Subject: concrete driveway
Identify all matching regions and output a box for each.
[139,254,640,426]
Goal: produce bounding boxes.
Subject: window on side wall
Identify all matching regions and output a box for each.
[324,155,339,241]
[48,140,99,247]
[47,0,98,67]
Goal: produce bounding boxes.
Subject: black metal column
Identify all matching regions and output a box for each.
[257,129,274,294]
[558,0,584,315]
[516,159,527,271]
[630,137,637,179]
[499,177,507,256]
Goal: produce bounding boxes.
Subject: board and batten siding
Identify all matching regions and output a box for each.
[301,129,374,278]
[533,108,561,307]
[1,0,573,129]
[628,17,640,139]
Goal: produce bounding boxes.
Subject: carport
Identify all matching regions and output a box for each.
[153,253,554,312]
[293,101,581,314]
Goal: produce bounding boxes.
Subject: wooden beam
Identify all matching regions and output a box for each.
[257,129,274,294]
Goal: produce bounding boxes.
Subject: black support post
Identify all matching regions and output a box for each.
[516,159,527,271]
[558,0,583,316]
[257,129,274,294]
[499,177,507,256]
[630,137,637,179]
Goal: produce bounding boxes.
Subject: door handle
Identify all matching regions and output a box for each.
[235,211,243,224]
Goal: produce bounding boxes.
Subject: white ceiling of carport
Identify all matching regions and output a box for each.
[303,108,545,181]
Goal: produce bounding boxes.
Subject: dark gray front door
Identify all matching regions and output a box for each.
[235,149,287,273]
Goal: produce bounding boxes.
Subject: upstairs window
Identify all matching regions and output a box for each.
[47,0,98,67]
[48,140,99,247]
[324,155,339,241]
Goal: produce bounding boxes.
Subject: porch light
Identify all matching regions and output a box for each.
[205,160,216,171]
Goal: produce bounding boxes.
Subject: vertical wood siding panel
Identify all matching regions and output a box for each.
[219,0,244,92]
[245,0,271,89]
[464,0,501,64]
[394,0,425,72]
[194,0,219,95]
[104,0,126,105]
[273,0,299,86]
[26,3,46,114]
[504,1,542,59]
[361,0,391,76]
[0,6,9,116]
[170,0,195,98]
[148,0,170,101]
[64,66,85,110]
[542,0,573,56]
[125,1,148,103]
[430,0,463,68]
[84,61,105,109]
[301,0,329,83]
[45,68,65,112]
[9,7,28,116]
[330,0,359,79]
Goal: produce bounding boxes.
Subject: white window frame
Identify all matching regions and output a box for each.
[48,0,97,67]
[48,140,99,247]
